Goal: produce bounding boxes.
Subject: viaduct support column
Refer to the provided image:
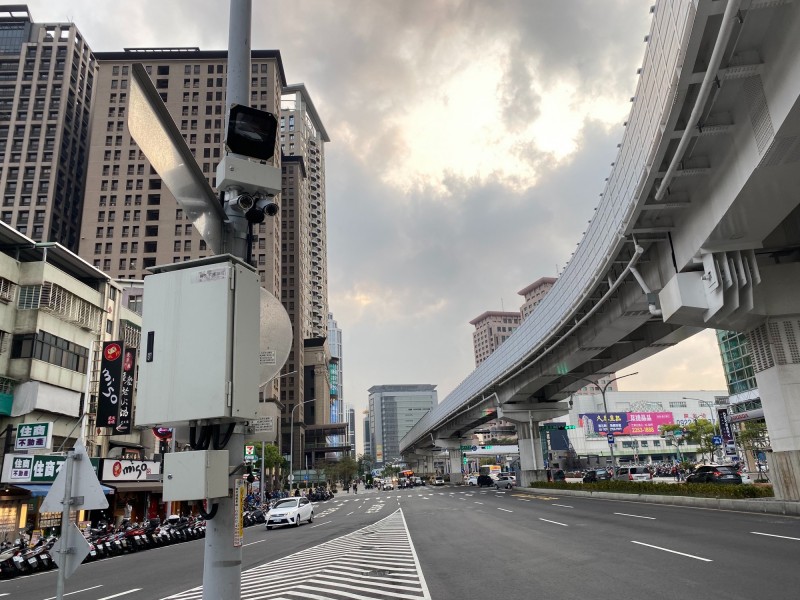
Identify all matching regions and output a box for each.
[448,450,465,484]
[748,317,800,500]
[516,419,547,487]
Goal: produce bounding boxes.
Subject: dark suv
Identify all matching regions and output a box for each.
[686,465,742,484]
[582,469,611,483]
[477,475,494,487]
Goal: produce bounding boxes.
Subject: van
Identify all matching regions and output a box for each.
[614,466,652,482]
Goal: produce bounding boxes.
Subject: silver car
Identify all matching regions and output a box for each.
[266,497,314,529]
[614,466,652,482]
[494,475,515,490]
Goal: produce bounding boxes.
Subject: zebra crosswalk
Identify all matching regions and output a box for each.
[163,508,430,600]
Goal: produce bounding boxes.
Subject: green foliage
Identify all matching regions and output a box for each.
[478,457,496,466]
[660,419,717,461]
[736,421,770,459]
[530,480,774,499]
[382,465,401,478]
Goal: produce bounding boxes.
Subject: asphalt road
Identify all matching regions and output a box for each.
[3,485,799,599]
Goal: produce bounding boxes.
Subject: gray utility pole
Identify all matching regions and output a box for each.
[202,2,251,598]
[572,373,638,470]
[689,397,722,461]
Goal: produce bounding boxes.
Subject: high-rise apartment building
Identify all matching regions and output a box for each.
[346,406,356,458]
[470,311,521,367]
[78,48,284,291]
[471,276,617,396]
[277,85,332,466]
[518,276,557,321]
[0,6,96,250]
[328,312,343,424]
[363,410,371,458]
[368,384,437,466]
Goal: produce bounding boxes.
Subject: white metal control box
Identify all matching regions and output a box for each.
[135,255,260,426]
[162,450,229,501]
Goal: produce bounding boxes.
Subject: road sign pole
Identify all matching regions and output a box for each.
[55,448,75,600]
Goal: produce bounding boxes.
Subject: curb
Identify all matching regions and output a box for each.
[518,486,800,516]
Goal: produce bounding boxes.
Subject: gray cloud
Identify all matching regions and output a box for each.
[25,1,725,452]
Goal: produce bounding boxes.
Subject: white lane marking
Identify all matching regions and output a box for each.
[97,590,142,600]
[44,586,104,600]
[552,504,573,508]
[539,518,568,527]
[615,512,655,520]
[243,539,266,547]
[498,508,513,513]
[751,531,800,541]
[474,501,484,505]
[631,541,712,562]
[309,520,331,528]
[347,511,355,515]
[459,498,465,501]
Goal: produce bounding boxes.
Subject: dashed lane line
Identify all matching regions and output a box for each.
[539,518,568,527]
[614,512,655,520]
[552,504,573,509]
[751,532,800,541]
[630,541,712,562]
[497,508,513,513]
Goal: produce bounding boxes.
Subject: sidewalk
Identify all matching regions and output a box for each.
[516,485,800,516]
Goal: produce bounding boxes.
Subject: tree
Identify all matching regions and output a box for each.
[735,421,770,481]
[660,419,716,462]
[243,442,284,492]
[356,453,374,478]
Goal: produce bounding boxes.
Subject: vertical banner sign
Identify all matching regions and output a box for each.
[233,479,245,547]
[116,348,137,434]
[717,408,735,453]
[97,341,124,427]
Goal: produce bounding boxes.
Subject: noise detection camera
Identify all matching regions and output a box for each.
[228,193,255,212]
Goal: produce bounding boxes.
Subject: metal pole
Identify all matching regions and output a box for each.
[55,448,76,600]
[260,441,265,504]
[203,3,251,598]
[597,372,638,472]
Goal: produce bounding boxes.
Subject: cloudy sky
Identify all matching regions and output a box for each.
[28,0,727,450]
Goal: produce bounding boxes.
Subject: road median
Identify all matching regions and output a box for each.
[516,483,800,516]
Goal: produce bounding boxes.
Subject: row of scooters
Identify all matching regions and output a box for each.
[0,515,206,580]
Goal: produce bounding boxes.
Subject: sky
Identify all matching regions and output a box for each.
[26,0,728,452]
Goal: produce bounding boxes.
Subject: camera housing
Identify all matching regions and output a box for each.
[256,195,279,217]
[228,193,255,212]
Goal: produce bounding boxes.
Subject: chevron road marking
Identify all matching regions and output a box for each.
[162,508,431,600]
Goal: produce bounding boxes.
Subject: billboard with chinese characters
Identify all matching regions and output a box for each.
[14,422,53,451]
[2,454,100,483]
[579,412,674,436]
[115,347,136,434]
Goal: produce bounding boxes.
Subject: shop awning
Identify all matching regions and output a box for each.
[108,481,163,492]
[12,483,115,497]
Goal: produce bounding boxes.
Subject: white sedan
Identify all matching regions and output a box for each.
[466,475,479,486]
[266,497,314,529]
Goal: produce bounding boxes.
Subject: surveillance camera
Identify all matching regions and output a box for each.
[255,194,279,217]
[229,193,255,212]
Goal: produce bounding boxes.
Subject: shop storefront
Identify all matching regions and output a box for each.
[101,458,163,524]
[1,454,114,535]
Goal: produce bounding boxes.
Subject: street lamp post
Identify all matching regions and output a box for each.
[687,397,722,461]
[289,399,316,489]
[572,373,638,472]
[259,371,296,503]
